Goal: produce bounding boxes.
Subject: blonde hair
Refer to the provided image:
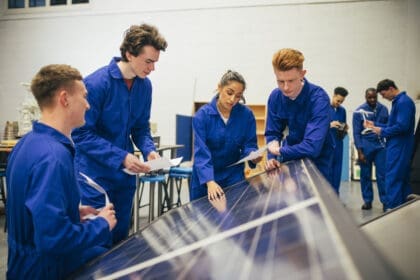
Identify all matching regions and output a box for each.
[272,48,304,71]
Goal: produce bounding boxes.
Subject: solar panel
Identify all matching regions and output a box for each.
[71,159,400,279]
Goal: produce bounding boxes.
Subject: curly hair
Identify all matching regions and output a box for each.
[120,23,168,61]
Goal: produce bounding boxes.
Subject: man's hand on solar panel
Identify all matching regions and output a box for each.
[265,158,281,171]
[207,180,225,201]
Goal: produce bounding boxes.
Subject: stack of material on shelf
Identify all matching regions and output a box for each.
[3,121,18,140]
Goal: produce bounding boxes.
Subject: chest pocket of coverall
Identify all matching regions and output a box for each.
[207,121,242,157]
[207,123,226,150]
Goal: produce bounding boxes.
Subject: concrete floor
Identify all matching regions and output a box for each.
[0,180,384,279]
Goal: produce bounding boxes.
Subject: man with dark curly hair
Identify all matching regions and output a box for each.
[72,23,167,244]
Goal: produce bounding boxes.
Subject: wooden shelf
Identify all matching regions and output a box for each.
[247,104,267,177]
[248,104,266,148]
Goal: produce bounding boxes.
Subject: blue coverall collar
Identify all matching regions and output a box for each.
[209,95,241,116]
[287,78,309,105]
[392,91,406,103]
[33,121,75,155]
[108,57,145,81]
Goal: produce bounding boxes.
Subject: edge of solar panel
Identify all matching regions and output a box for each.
[301,159,401,279]
[361,197,420,279]
[70,158,401,279]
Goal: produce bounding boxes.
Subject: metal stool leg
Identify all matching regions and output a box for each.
[174,177,182,207]
[133,175,140,232]
[149,182,155,222]
[160,181,171,214]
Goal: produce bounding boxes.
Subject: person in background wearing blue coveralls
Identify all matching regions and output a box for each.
[72,24,167,244]
[265,48,334,186]
[353,88,389,211]
[329,87,349,194]
[365,79,415,211]
[191,70,262,200]
[6,64,117,279]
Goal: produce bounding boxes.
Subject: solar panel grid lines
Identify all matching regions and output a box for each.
[97,198,319,280]
[73,159,399,279]
[238,175,276,279]
[176,183,259,278]
[299,159,361,280]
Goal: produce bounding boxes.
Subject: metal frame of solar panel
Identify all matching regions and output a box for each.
[71,158,400,280]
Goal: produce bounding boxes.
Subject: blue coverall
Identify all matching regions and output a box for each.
[329,105,347,194]
[191,96,258,200]
[6,122,111,279]
[265,79,334,185]
[72,57,156,244]
[352,102,388,205]
[377,92,415,209]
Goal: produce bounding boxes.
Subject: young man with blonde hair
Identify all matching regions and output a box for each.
[265,48,334,186]
[6,64,117,279]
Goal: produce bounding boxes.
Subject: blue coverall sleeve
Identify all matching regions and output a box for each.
[352,111,363,149]
[131,90,156,159]
[72,85,128,170]
[378,105,389,125]
[265,93,285,160]
[381,100,415,138]
[242,110,259,168]
[26,159,111,255]
[344,108,347,123]
[281,92,330,161]
[193,111,215,185]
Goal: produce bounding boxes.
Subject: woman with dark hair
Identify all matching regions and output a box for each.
[191,70,261,200]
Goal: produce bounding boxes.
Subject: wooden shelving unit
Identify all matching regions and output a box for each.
[245,104,266,177]
[247,104,266,148]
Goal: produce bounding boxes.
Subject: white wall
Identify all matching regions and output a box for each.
[0,0,419,144]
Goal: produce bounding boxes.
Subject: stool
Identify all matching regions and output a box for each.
[132,174,170,232]
[167,166,192,207]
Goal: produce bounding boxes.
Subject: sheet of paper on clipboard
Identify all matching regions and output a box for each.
[227,145,267,167]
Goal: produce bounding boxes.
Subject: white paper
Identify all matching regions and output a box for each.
[79,172,111,220]
[227,146,267,167]
[123,157,183,175]
[355,109,374,135]
[79,172,110,205]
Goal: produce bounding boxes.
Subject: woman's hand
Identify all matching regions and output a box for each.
[207,181,224,201]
